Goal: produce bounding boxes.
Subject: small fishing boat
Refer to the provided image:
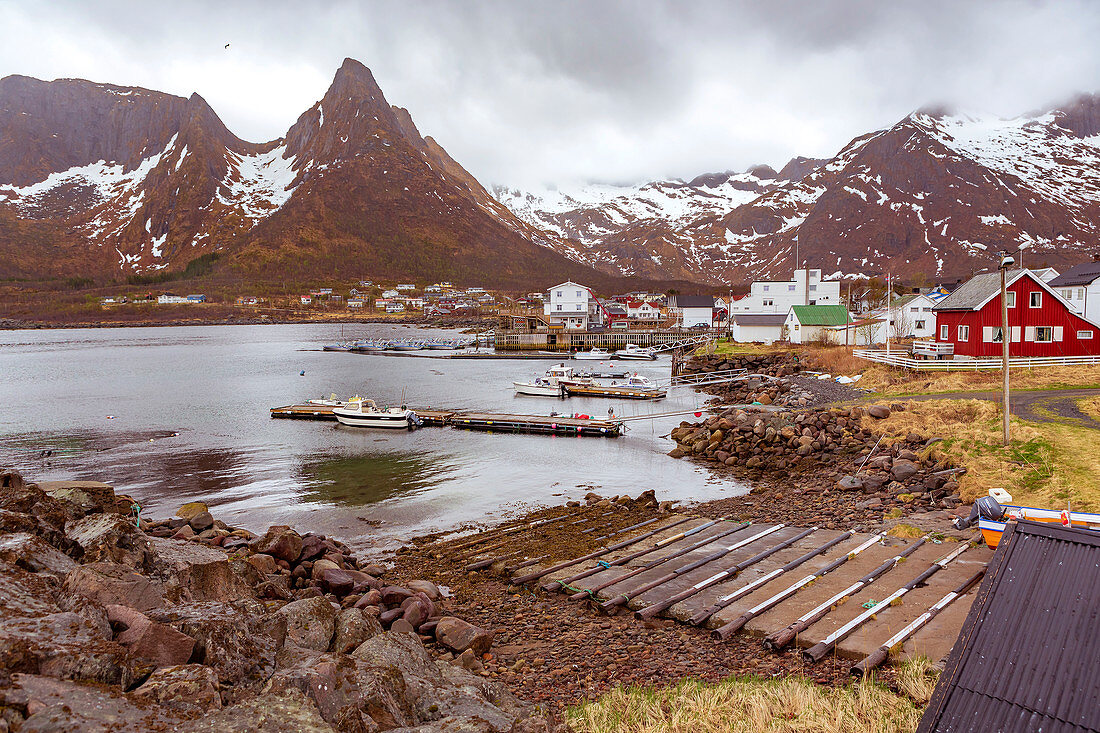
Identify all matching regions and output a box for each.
[333,398,421,429]
[977,503,1100,548]
[614,344,657,360]
[513,364,593,397]
[308,394,350,407]
[351,340,388,353]
[389,341,423,351]
[322,342,355,352]
[574,347,613,360]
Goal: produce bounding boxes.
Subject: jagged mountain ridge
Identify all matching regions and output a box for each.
[497,98,1100,284]
[0,59,632,289]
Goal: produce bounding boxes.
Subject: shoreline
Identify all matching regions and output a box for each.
[0,314,497,332]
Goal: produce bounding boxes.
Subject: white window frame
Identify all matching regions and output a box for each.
[940,324,949,340]
[1035,326,1053,342]
[1005,291,1016,308]
[788,285,796,292]
[763,299,773,306]
[1078,330,1094,339]
[958,325,969,342]
[915,319,926,330]
[1030,291,1042,308]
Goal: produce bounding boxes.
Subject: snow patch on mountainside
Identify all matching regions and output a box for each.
[216,145,300,222]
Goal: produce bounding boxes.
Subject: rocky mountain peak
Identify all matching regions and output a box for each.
[1053,93,1100,138]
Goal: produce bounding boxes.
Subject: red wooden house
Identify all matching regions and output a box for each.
[933,270,1100,358]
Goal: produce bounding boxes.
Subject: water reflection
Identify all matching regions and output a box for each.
[297,451,459,506]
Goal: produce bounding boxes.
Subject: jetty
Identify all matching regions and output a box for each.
[270,404,622,436]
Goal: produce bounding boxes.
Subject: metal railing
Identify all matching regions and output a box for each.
[853,349,1100,370]
[669,368,748,387]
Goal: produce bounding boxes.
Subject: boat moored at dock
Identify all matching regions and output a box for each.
[573,347,612,360]
[332,398,421,429]
[614,344,657,360]
[513,364,593,397]
[562,373,666,400]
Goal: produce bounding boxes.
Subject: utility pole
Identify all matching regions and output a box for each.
[885,273,891,357]
[999,252,1014,446]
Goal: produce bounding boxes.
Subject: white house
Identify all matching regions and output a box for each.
[731,313,787,344]
[382,289,400,299]
[347,299,364,309]
[626,299,662,323]
[731,269,842,313]
[158,294,189,305]
[544,281,601,329]
[1048,261,1100,324]
[869,293,938,341]
[396,284,416,291]
[668,295,716,328]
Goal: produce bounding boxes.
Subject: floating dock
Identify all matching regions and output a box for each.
[270,404,621,436]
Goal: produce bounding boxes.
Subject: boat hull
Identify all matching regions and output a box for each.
[614,351,657,360]
[332,408,415,429]
[979,505,1100,547]
[563,385,666,400]
[573,352,611,360]
[512,382,564,397]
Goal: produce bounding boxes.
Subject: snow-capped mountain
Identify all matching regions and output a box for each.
[0,60,627,289]
[496,99,1100,284]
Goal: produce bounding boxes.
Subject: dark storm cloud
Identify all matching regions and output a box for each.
[2,0,1098,189]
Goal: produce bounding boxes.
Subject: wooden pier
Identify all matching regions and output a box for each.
[270,404,621,437]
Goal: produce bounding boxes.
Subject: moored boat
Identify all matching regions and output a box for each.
[614,344,657,360]
[332,398,421,429]
[574,347,612,360]
[562,373,666,399]
[513,364,593,397]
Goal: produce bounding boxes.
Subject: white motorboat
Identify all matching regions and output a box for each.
[614,344,657,360]
[513,364,592,397]
[573,347,612,360]
[333,397,420,429]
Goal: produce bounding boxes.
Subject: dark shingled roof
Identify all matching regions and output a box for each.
[917,520,1100,733]
[1048,261,1100,288]
[733,313,788,326]
[671,295,715,308]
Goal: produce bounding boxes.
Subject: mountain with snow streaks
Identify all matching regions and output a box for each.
[0,60,624,289]
[497,99,1100,284]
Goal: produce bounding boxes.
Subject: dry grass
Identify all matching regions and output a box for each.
[566,671,926,733]
[863,399,1100,509]
[1081,396,1100,421]
[893,657,939,706]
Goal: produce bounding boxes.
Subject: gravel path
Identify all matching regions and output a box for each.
[901,388,1100,429]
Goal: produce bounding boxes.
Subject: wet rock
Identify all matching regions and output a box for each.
[250,526,304,564]
[146,600,286,685]
[188,511,215,532]
[63,561,167,611]
[277,596,337,651]
[407,579,441,601]
[382,585,415,606]
[0,533,78,578]
[65,513,150,568]
[248,553,278,575]
[131,664,222,712]
[434,616,494,656]
[176,501,210,521]
[297,534,329,562]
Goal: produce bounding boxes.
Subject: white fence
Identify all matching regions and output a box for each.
[853,349,1100,371]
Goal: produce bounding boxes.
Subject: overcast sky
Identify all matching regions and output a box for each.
[2,0,1099,189]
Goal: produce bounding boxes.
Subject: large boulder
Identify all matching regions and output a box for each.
[332,608,383,654]
[891,460,920,482]
[14,674,174,732]
[265,645,415,730]
[868,405,891,419]
[38,480,118,515]
[65,513,150,567]
[147,537,252,603]
[0,607,131,686]
[131,664,223,713]
[109,604,196,667]
[250,526,304,564]
[175,501,210,521]
[63,561,167,611]
[146,600,286,685]
[434,616,495,656]
[189,689,335,732]
[0,533,78,577]
[277,596,337,651]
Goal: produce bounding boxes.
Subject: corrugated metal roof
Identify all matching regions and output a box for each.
[1049,261,1100,288]
[733,313,788,326]
[790,304,851,326]
[918,520,1100,733]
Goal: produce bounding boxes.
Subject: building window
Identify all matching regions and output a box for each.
[763,299,773,306]
[1078,288,1085,300]
[556,291,562,298]
[809,285,817,292]
[958,325,969,341]
[788,285,796,292]
[940,324,949,340]
[1035,327,1053,342]
[763,285,770,292]
[915,320,926,329]
[1030,292,1042,308]
[1079,330,1094,339]
[576,290,582,297]
[991,327,1004,343]
[556,304,562,311]
[1005,291,1016,308]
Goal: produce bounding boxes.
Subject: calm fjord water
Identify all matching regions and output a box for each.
[0,324,744,551]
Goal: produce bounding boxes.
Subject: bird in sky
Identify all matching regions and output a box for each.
[224,43,230,49]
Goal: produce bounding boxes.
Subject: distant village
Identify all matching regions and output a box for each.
[96,260,1100,359]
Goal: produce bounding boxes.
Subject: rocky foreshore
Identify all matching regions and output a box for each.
[0,469,564,732]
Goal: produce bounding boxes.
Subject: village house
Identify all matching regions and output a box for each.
[299,296,312,305]
[730,313,787,344]
[544,281,602,330]
[785,304,853,344]
[733,268,842,313]
[157,294,189,304]
[933,269,1100,358]
[396,284,416,291]
[626,299,662,323]
[346,299,364,309]
[1048,260,1100,324]
[869,292,938,341]
[381,289,400,299]
[667,295,716,328]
